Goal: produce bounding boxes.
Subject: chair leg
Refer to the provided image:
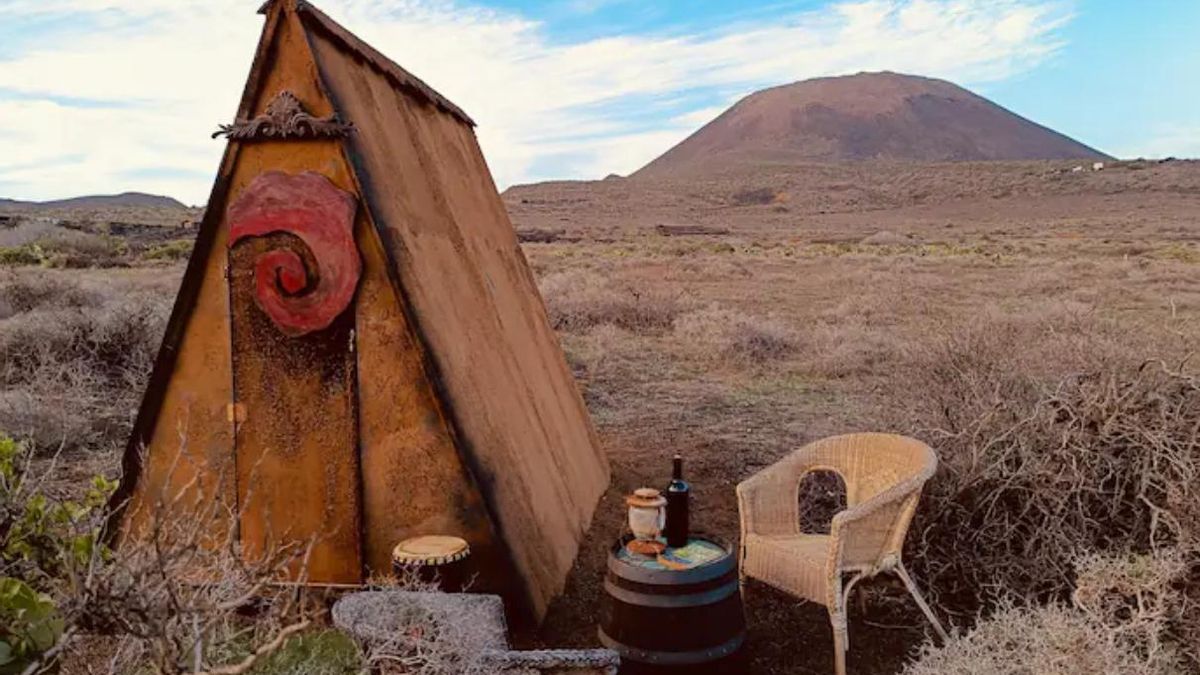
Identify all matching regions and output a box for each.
[895,561,949,642]
[829,608,848,675]
[839,571,866,652]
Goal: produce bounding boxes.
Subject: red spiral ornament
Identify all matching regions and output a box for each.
[227,171,361,337]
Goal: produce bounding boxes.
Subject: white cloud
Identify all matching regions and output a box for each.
[0,0,1070,202]
[1112,124,1200,160]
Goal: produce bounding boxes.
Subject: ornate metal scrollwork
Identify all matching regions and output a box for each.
[213,91,354,141]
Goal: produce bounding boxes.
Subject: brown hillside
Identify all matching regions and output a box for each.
[0,191,187,210]
[636,72,1110,178]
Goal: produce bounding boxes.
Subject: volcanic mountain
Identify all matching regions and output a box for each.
[636,72,1110,178]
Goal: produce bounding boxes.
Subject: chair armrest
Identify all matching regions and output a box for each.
[830,481,925,569]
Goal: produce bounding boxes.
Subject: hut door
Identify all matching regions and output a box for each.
[226,171,364,584]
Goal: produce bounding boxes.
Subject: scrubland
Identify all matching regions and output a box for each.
[2,160,1198,673]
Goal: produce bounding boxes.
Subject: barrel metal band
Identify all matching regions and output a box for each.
[598,629,745,666]
[602,578,739,608]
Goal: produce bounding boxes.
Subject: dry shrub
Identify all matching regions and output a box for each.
[730,187,778,206]
[797,469,846,535]
[561,324,638,380]
[893,310,1199,612]
[860,230,914,246]
[538,270,688,334]
[673,305,797,366]
[797,290,909,378]
[78,502,317,675]
[903,603,1163,675]
[673,256,752,281]
[3,436,325,675]
[0,271,170,454]
[560,324,674,427]
[1073,549,1196,666]
[0,220,61,247]
[0,273,103,317]
[904,550,1194,675]
[0,222,126,268]
[35,235,126,268]
[802,320,898,378]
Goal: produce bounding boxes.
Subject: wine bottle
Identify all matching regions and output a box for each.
[664,454,690,548]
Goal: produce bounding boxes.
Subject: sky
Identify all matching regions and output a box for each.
[0,0,1196,205]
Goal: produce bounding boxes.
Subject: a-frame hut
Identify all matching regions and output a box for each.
[114,0,609,621]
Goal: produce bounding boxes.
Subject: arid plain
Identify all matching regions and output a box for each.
[507,159,1200,672]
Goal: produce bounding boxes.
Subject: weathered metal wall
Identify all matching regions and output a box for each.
[120,171,236,536]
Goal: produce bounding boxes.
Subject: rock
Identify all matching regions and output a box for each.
[332,590,509,650]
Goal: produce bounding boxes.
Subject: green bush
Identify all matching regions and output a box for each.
[0,577,63,675]
[249,630,361,675]
[0,235,127,268]
[142,239,194,261]
[1,434,116,588]
[0,434,115,673]
[0,246,41,267]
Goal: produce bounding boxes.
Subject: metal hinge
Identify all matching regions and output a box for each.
[226,402,246,424]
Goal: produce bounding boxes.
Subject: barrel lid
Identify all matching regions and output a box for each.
[609,534,735,584]
[392,535,470,565]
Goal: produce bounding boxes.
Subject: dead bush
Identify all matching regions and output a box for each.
[802,320,898,378]
[892,313,1200,614]
[0,272,170,454]
[0,223,127,268]
[860,230,914,246]
[1073,549,1197,668]
[538,270,688,334]
[903,603,1166,675]
[0,220,60,248]
[36,234,127,268]
[730,187,777,206]
[903,550,1194,675]
[0,272,104,317]
[673,305,797,366]
[2,434,328,675]
[561,324,638,380]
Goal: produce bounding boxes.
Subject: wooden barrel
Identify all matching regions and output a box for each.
[599,534,746,669]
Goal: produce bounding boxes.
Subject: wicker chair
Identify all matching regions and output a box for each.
[736,433,947,675]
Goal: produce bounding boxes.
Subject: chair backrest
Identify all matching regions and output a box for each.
[801,433,935,507]
[810,433,937,570]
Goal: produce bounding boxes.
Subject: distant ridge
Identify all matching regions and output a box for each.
[636,72,1111,178]
[0,192,187,210]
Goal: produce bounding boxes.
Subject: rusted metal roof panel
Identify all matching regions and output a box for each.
[305,24,610,619]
